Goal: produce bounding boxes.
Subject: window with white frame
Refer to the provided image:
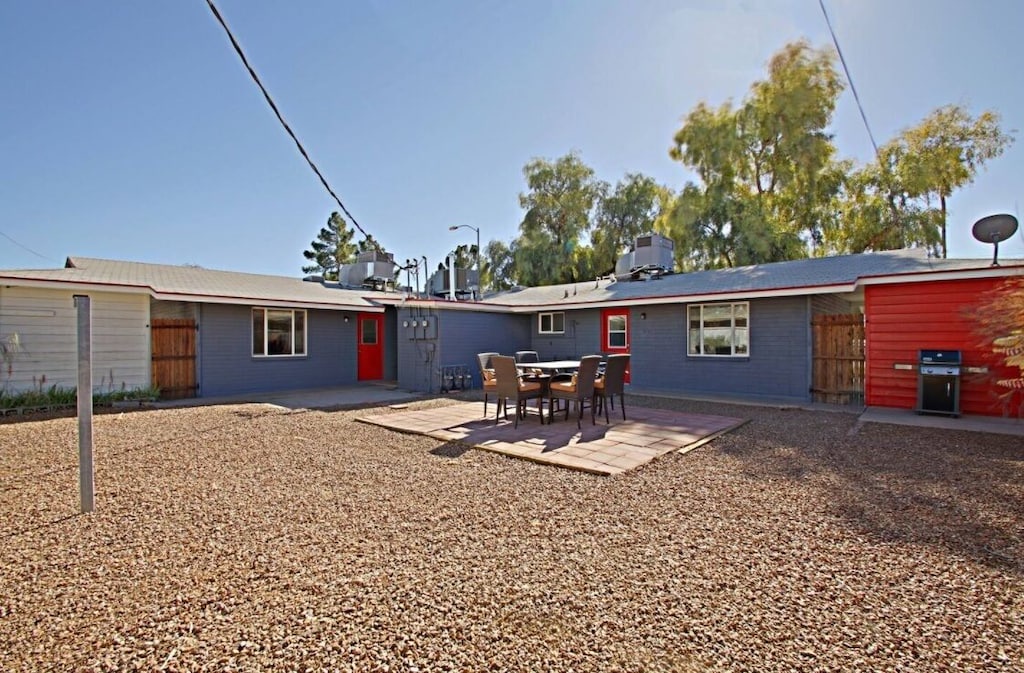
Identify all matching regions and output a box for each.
[538,311,565,334]
[607,314,628,348]
[687,302,748,356]
[252,308,307,357]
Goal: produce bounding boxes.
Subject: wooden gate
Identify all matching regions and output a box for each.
[811,313,865,405]
[151,319,197,399]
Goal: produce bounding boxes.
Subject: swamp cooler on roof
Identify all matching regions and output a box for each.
[615,233,675,280]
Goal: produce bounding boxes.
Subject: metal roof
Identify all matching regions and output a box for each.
[0,257,389,311]
[476,248,1024,310]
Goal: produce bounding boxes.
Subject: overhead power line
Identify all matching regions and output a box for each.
[819,0,880,159]
[0,230,57,264]
[204,0,380,250]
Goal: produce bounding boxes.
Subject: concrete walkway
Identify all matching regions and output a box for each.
[857,406,1024,437]
[358,401,747,476]
[154,383,422,412]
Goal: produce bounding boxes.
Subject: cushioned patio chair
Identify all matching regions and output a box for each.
[547,355,601,429]
[477,352,500,417]
[595,353,629,423]
[492,355,545,429]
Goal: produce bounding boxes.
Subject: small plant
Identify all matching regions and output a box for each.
[1,383,160,411]
[972,277,1024,417]
[0,384,76,410]
[1,332,23,392]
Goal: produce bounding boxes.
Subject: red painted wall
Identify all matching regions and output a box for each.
[865,278,1015,416]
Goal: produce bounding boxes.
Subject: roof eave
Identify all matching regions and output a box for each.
[0,276,383,312]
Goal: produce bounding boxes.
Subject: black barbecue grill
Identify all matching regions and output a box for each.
[916,349,961,417]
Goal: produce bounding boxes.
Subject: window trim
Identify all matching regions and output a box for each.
[687,302,749,358]
[252,307,308,358]
[538,311,565,335]
[606,313,628,349]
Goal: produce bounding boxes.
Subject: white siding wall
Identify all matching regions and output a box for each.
[0,286,150,394]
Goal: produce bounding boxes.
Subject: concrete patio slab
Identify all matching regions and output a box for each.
[358,401,747,476]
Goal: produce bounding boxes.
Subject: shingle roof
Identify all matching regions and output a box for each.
[0,257,388,310]
[3,249,1020,313]
[478,248,1024,308]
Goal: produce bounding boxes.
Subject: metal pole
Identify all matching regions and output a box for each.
[74,295,94,513]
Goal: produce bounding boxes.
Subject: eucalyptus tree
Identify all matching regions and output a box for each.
[666,40,846,267]
[514,152,601,285]
[481,239,516,292]
[828,106,1013,256]
[591,174,670,274]
[889,105,1013,257]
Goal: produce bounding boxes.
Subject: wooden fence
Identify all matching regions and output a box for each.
[151,319,197,399]
[811,313,865,405]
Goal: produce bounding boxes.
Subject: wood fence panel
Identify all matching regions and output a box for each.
[811,314,865,405]
[151,319,197,399]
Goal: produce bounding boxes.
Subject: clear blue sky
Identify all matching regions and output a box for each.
[2,0,1022,278]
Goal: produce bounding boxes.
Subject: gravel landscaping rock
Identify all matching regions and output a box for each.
[1,396,1021,672]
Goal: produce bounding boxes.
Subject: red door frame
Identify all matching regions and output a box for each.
[357,313,384,381]
[601,308,630,383]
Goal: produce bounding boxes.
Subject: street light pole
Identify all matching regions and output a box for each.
[448,224,480,272]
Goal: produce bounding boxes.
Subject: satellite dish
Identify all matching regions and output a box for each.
[971,213,1019,266]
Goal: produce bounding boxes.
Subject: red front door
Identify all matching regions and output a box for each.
[601,308,631,383]
[357,313,384,381]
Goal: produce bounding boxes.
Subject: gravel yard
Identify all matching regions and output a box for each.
[1,396,1022,672]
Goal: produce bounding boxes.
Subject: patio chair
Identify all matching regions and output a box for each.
[547,355,601,429]
[492,355,545,429]
[477,352,500,417]
[514,350,545,380]
[514,350,540,364]
[595,353,629,423]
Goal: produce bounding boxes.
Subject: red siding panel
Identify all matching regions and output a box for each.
[865,278,1013,416]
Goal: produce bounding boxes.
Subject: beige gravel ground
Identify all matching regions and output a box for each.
[1,395,1022,672]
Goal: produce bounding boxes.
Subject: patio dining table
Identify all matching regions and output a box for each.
[525,360,583,372]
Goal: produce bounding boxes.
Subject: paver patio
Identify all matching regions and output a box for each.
[358,401,746,475]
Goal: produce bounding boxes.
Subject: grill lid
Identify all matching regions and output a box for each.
[919,349,962,365]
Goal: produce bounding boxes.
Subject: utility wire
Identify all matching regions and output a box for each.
[0,230,57,264]
[204,0,380,251]
[819,0,880,158]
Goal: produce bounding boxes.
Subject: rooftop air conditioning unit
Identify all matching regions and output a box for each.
[428,267,480,299]
[615,233,675,279]
[338,253,398,291]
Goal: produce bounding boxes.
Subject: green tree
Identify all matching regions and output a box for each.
[892,105,1013,257]
[302,212,357,280]
[357,234,387,255]
[658,183,738,270]
[828,106,1013,256]
[667,40,846,268]
[591,174,670,274]
[481,239,516,292]
[441,243,477,271]
[514,152,601,285]
[826,145,941,254]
